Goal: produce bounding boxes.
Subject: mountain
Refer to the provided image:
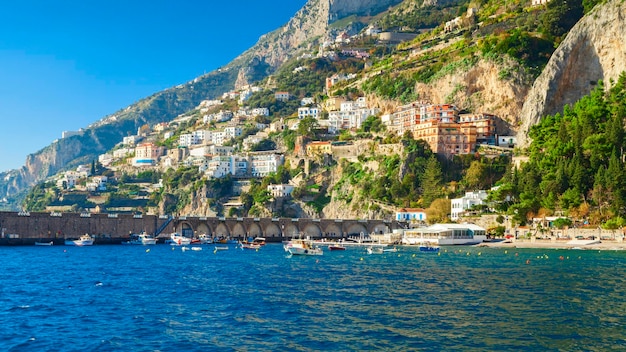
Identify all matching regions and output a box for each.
[517,0,626,147]
[0,0,402,210]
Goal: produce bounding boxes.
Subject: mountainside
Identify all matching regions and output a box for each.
[0,0,401,209]
[517,0,626,147]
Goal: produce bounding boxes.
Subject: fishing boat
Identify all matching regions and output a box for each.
[284,237,323,256]
[65,234,94,246]
[123,232,157,245]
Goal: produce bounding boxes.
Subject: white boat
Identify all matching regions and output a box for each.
[35,241,53,246]
[284,237,323,256]
[402,224,487,246]
[124,232,157,245]
[198,233,213,244]
[169,233,191,246]
[65,234,94,246]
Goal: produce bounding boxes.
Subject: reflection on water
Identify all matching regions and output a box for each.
[0,245,625,351]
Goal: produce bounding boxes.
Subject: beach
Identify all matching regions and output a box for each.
[479,238,626,250]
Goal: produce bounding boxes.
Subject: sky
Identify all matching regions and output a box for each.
[0,0,308,173]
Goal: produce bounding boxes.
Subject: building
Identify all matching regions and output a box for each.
[249,154,284,177]
[451,190,489,220]
[275,92,291,102]
[306,141,332,157]
[267,184,295,198]
[395,208,427,222]
[133,143,164,167]
[298,106,321,120]
[384,102,497,156]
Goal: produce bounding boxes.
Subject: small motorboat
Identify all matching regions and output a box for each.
[328,244,346,251]
[35,241,53,246]
[419,242,440,252]
[65,234,94,246]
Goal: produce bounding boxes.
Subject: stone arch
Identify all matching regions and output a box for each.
[214,223,230,238]
[322,223,343,238]
[231,223,246,238]
[283,223,299,238]
[247,223,262,237]
[264,223,282,237]
[196,223,211,237]
[302,223,322,238]
[370,223,391,235]
[175,221,194,237]
[345,223,368,236]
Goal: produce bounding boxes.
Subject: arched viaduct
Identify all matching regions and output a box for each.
[170,216,402,242]
[0,211,405,245]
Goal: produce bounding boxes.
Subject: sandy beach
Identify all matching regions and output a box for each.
[478,239,626,250]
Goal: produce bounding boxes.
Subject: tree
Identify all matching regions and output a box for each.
[425,198,451,224]
[420,156,444,208]
[297,116,319,139]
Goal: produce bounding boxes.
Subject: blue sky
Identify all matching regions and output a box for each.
[0,0,307,172]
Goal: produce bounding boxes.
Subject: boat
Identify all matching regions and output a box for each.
[215,237,239,244]
[35,241,53,246]
[328,244,346,251]
[198,233,213,244]
[419,242,440,252]
[252,237,266,246]
[240,242,262,250]
[284,237,323,256]
[123,232,157,245]
[65,234,94,246]
[169,233,192,246]
[366,247,384,254]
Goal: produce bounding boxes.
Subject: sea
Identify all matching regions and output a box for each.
[1,243,625,352]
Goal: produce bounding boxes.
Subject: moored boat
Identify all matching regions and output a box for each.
[65,234,94,246]
[35,241,53,246]
[284,237,323,256]
[169,233,191,246]
[419,242,440,252]
[123,232,157,245]
[328,244,346,251]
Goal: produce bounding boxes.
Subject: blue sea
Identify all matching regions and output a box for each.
[1,244,625,351]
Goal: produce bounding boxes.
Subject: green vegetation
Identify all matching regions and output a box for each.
[495,74,626,225]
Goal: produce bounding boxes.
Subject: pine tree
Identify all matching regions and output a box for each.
[420,156,443,208]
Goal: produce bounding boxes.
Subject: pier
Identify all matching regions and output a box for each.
[0,211,404,245]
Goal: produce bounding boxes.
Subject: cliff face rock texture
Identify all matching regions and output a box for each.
[415,58,532,132]
[517,0,626,147]
[231,0,402,87]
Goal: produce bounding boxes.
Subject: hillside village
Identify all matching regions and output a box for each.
[17,0,626,238]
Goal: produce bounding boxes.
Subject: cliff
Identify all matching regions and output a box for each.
[517,0,626,148]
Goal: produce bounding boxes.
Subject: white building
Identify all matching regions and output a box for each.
[298,106,321,120]
[250,154,284,177]
[395,208,427,222]
[251,107,270,117]
[301,97,315,106]
[451,190,489,220]
[224,126,243,139]
[267,184,295,198]
[113,148,132,159]
[203,156,248,179]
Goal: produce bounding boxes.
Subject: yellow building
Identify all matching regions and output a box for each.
[306,141,333,157]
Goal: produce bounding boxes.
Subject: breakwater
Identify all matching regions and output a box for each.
[0,211,402,245]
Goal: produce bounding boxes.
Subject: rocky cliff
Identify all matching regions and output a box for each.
[414,57,532,131]
[517,0,626,148]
